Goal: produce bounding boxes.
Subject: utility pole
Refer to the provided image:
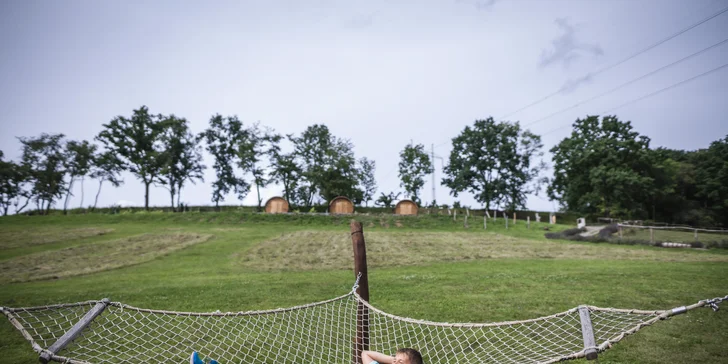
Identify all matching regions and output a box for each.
[431,143,444,206]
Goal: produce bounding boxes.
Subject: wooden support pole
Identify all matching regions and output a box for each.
[578,306,598,360]
[513,212,516,224]
[694,229,698,241]
[650,228,654,244]
[483,212,487,230]
[527,216,530,229]
[504,212,508,229]
[39,298,110,364]
[619,225,623,240]
[350,221,369,364]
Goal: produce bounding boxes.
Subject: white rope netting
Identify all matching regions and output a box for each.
[3,291,725,364]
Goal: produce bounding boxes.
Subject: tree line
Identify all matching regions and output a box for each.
[1,106,726,227]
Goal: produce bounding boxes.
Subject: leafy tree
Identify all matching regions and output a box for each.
[62,140,97,213]
[236,122,279,211]
[547,115,654,217]
[398,143,433,205]
[292,124,362,206]
[694,135,728,226]
[269,148,301,206]
[201,114,249,207]
[156,115,205,211]
[18,133,67,214]
[0,151,31,216]
[318,139,362,203]
[358,157,377,206]
[96,106,167,210]
[375,191,401,208]
[442,118,542,211]
[89,151,124,210]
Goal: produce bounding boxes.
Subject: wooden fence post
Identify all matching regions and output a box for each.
[650,228,654,244]
[619,225,623,240]
[484,212,487,230]
[694,229,698,241]
[527,216,530,229]
[504,212,508,229]
[351,221,369,364]
[513,212,516,225]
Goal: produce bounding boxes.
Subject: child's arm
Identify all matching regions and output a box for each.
[362,350,393,364]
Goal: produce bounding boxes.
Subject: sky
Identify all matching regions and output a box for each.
[1,0,727,212]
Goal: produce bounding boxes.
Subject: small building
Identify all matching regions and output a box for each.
[394,199,418,215]
[264,196,289,214]
[329,196,354,214]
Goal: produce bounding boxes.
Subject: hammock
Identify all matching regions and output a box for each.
[3,284,726,364]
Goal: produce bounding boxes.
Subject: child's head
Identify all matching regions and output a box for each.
[394,348,423,364]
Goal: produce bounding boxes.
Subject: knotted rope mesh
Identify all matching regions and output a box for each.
[3,291,725,364]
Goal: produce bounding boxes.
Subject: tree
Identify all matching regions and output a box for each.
[89,151,124,210]
[156,115,205,211]
[375,191,401,208]
[358,157,377,206]
[269,145,301,206]
[398,143,433,205]
[693,135,728,226]
[201,114,249,207]
[442,118,543,211]
[236,122,279,211]
[547,115,654,218]
[96,106,167,210]
[63,140,97,213]
[0,151,31,216]
[18,133,67,214]
[291,124,362,206]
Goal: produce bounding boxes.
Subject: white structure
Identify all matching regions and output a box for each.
[577,218,586,229]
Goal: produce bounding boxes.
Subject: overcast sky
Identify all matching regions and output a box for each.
[1,0,727,212]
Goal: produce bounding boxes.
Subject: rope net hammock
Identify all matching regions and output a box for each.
[3,288,726,364]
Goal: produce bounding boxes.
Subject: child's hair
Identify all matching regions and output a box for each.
[396,348,423,364]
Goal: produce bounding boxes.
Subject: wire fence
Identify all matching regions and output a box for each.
[617,224,728,244]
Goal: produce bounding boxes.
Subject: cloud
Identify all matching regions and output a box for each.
[558,72,594,93]
[455,0,501,11]
[345,11,379,29]
[539,18,603,69]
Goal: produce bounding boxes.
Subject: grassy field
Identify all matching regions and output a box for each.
[1,212,727,363]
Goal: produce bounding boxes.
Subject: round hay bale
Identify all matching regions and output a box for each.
[329,196,354,214]
[264,196,289,214]
[394,199,418,215]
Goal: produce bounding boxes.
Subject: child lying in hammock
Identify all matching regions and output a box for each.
[362,348,423,364]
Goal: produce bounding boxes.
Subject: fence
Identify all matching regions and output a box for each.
[617,224,728,244]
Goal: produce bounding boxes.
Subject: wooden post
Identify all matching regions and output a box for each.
[483,213,487,230]
[504,212,508,229]
[578,306,599,360]
[650,228,654,244]
[527,216,530,229]
[513,212,516,224]
[350,221,369,364]
[619,225,623,240]
[453,209,457,221]
[694,229,698,241]
[464,215,469,229]
[39,299,110,364]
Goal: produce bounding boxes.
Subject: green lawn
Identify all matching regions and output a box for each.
[0,213,727,363]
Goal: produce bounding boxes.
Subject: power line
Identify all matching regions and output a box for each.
[539,61,728,137]
[522,37,728,128]
[497,4,728,120]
